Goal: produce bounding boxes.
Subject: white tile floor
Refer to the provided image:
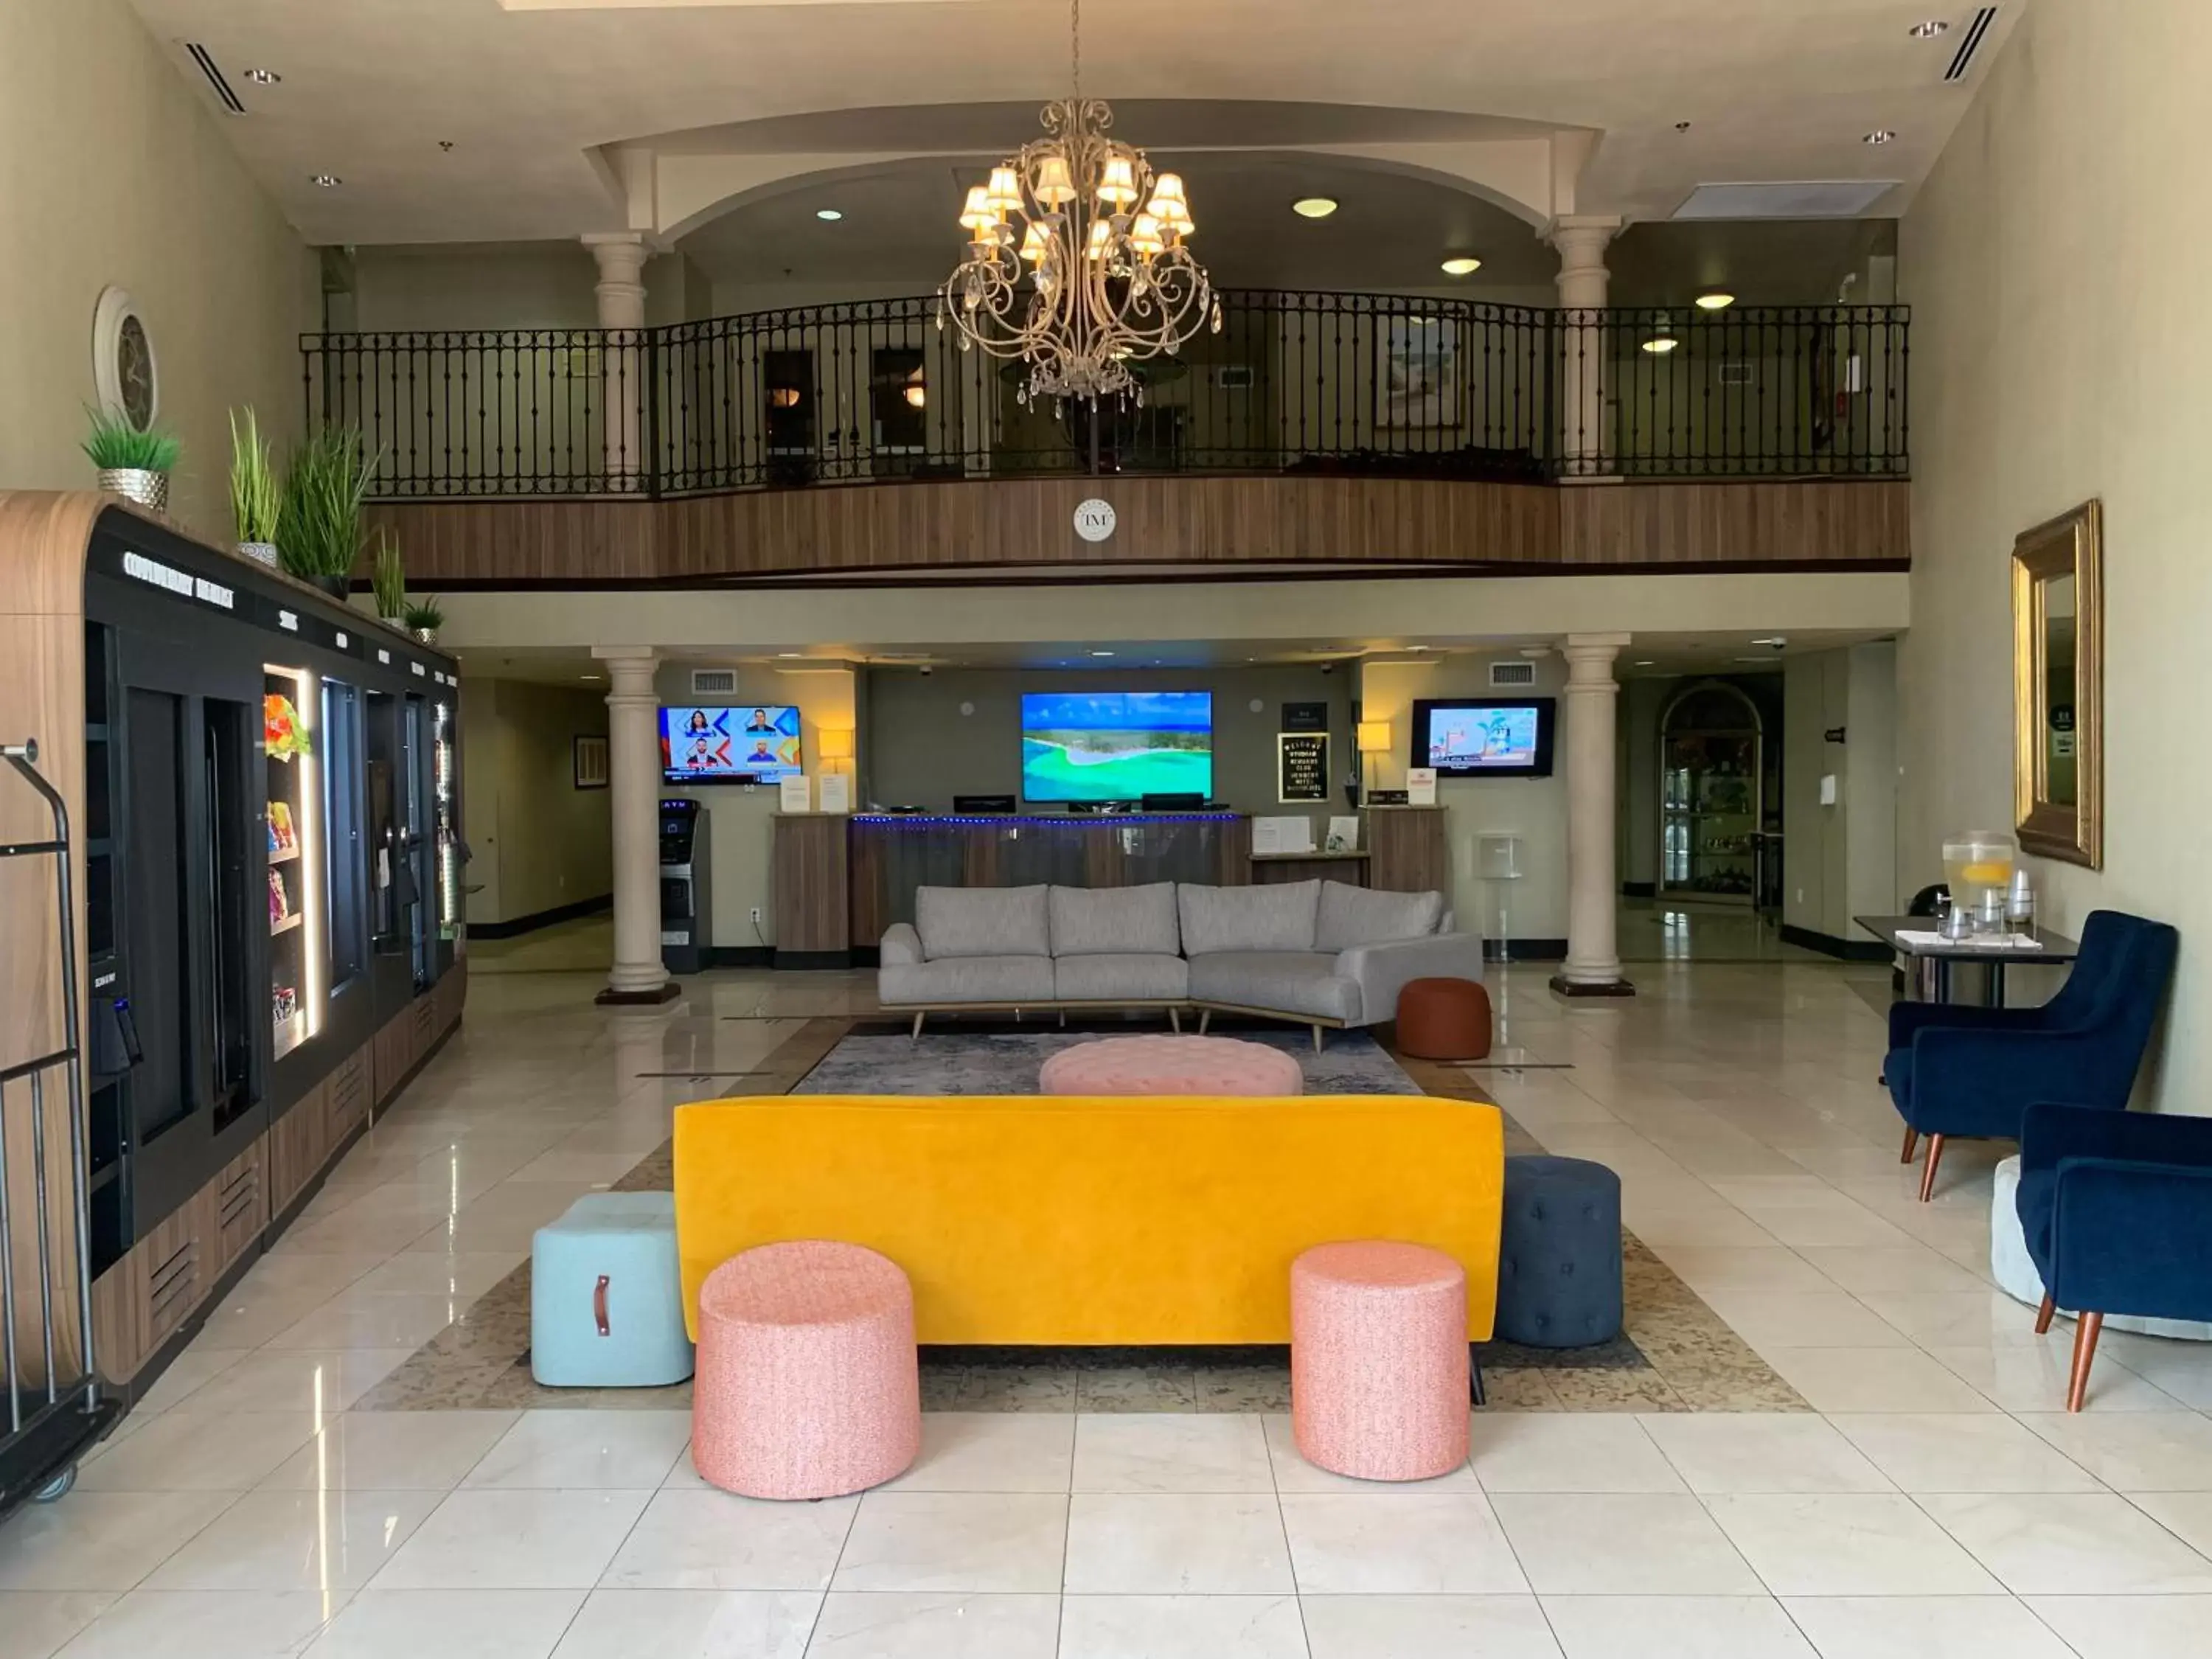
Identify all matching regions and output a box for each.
[6,956,2212,1656]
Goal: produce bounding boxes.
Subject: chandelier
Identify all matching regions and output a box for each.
[939,0,1220,406]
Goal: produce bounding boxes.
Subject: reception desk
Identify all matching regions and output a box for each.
[769,807,1450,964]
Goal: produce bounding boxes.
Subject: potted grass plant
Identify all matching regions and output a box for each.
[84,406,181,515]
[277,425,377,600]
[370,531,408,619]
[229,408,282,567]
[402,598,445,645]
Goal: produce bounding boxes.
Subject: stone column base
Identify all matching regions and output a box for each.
[595,981,681,1006]
[1549,973,1636,998]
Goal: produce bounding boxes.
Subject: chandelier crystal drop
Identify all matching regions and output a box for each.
[939,0,1221,406]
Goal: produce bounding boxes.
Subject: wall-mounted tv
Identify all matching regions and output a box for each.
[1021,690,1213,804]
[660,704,802,783]
[1411,698,1556,779]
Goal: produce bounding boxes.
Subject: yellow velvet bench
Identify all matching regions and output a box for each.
[672,1093,1505,1346]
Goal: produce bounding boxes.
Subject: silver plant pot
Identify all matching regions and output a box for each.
[98,468,169,514]
[412,627,438,645]
[237,540,280,569]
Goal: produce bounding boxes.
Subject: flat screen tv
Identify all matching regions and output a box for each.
[659,704,802,783]
[1020,690,1213,804]
[1411,697,1556,779]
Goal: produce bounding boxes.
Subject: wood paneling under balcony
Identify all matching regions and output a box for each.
[367,476,1907,588]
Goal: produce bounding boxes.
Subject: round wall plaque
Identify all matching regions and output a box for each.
[91,287,159,431]
[1073,498,1116,543]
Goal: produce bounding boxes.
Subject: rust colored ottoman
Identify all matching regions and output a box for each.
[1394,976,1493,1061]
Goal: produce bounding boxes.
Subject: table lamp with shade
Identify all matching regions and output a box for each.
[816,726,855,773]
[1354,719,1393,808]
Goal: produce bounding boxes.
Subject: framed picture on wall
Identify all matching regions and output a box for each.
[573,734,609,790]
[1380,314,1460,428]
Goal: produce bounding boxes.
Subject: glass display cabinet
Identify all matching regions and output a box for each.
[1659,681,1764,906]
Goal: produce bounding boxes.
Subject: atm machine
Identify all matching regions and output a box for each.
[658,799,712,973]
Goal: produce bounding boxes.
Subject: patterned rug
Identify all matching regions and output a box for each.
[356,1018,1806,1414]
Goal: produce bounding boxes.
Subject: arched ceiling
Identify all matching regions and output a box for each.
[126,0,2015,246]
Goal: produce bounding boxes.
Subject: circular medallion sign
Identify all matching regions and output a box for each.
[91,287,159,431]
[1073,498,1116,543]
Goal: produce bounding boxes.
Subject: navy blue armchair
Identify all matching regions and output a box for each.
[1885,911,2178,1200]
[2017,1101,2212,1409]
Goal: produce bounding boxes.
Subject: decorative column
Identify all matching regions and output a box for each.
[1547,215,1621,478]
[1552,633,1635,997]
[594,645,677,1005]
[584,233,650,490]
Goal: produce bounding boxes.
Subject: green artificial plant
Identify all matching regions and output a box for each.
[228,407,283,544]
[83,406,181,472]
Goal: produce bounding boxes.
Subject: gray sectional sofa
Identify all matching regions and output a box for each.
[878,878,1484,1048]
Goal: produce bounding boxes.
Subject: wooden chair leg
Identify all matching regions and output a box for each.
[1917,1133,1947,1202]
[1312,1024,1324,1054]
[2035,1292,2056,1335]
[911,1011,925,1040]
[1900,1125,1919,1164]
[2067,1311,2105,1412]
[1169,1007,1181,1033]
[1197,1009,1211,1035]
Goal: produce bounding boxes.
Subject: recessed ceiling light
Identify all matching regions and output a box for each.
[1864,129,1897,145]
[1090,650,1116,658]
[1642,316,1681,355]
[310,173,341,187]
[243,67,282,84]
[1634,660,1656,667]
[1751,636,1787,646]
[1674,121,1692,132]
[581,674,603,681]
[1292,197,1338,219]
[1910,19,1950,38]
[815,208,843,222]
[1695,292,1736,311]
[1440,256,1482,276]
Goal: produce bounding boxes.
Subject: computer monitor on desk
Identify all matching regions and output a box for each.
[952,795,1018,814]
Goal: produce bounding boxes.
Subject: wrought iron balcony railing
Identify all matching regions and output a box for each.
[302,292,1908,501]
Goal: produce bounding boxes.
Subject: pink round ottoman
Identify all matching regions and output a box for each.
[692,1241,920,1500]
[1039,1034,1304,1097]
[1291,1241,1471,1482]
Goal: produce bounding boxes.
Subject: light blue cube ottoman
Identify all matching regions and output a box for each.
[531,1192,695,1387]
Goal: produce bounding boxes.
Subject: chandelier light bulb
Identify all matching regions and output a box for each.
[1085,218,1113,260]
[1129,212,1166,258]
[986,166,1023,214]
[1097,154,1140,207]
[1033,154,1077,207]
[959,185,995,234]
[1018,221,1049,262]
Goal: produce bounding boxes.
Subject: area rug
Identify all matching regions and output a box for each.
[355,1018,1807,1415]
[795,1026,1420,1097]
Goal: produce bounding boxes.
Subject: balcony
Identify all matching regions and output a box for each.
[305,291,1910,585]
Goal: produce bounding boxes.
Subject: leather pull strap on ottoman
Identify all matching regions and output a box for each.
[1291,1240,1471,1481]
[531,1192,695,1388]
[1495,1155,1624,1348]
[693,1239,921,1500]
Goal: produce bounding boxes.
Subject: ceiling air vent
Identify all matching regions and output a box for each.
[1215,366,1255,391]
[691,669,737,696]
[1945,7,2000,83]
[1489,661,1538,689]
[183,43,246,115]
[1674,181,1899,220]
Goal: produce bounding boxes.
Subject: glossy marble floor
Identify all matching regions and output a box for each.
[7,956,2212,1658]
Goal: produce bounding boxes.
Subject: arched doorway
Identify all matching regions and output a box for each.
[1658,681,1767,907]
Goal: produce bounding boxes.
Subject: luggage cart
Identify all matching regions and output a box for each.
[0,739,113,1520]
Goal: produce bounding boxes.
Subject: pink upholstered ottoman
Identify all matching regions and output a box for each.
[1291,1240,1471,1481]
[1039,1034,1304,1097]
[692,1240,921,1500]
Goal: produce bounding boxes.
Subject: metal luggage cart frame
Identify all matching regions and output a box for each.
[0,738,113,1519]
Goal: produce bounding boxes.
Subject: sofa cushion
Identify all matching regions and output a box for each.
[1050,883,1180,957]
[1053,953,1189,1004]
[915,885,1049,961]
[1315,881,1444,952]
[1178,880,1320,956]
[879,954,1055,1006]
[1187,951,1360,1022]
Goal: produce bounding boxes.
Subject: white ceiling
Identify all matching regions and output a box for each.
[131,0,2014,247]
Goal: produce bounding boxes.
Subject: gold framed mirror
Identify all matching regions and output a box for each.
[2012,499,2103,868]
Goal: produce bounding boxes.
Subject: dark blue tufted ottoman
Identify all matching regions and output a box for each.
[1495,1155,1623,1348]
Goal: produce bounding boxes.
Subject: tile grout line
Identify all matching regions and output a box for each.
[1256,1406,1315,1659]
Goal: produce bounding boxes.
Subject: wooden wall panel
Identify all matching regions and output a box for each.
[1366,807,1452,895]
[772,814,849,956]
[369,476,1907,588]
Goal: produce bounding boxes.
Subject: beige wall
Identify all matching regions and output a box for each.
[460,678,613,928]
[1902,0,2204,1105]
[0,0,316,540]
[863,664,1352,823]
[1782,644,1896,942]
[1359,655,1570,943]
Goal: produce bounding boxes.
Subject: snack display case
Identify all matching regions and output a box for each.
[263,668,319,1061]
[1658,681,1765,906]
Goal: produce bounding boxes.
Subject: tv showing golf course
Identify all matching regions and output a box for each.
[1020,691,1214,804]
